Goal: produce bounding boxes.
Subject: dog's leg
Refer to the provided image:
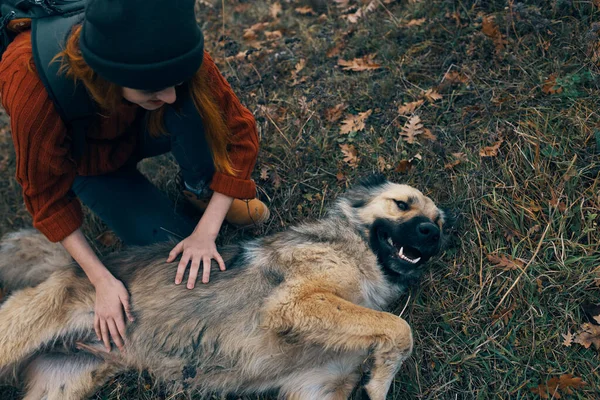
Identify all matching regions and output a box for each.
[266,291,413,400]
[0,269,94,369]
[23,352,122,400]
[278,354,362,400]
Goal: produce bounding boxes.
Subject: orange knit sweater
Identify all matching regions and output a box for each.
[0,31,259,242]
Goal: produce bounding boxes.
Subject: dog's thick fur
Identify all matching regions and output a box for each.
[0,176,445,400]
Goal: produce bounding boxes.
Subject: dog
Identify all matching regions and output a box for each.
[0,175,445,400]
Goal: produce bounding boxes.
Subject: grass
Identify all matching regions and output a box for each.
[1,0,600,398]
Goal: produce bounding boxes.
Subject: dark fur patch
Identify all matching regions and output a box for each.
[182,364,197,380]
[262,268,285,286]
[356,174,388,191]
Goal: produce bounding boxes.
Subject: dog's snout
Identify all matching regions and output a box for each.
[416,222,440,242]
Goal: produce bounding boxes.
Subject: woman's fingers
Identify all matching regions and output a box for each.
[187,256,201,289]
[120,293,135,322]
[214,252,226,271]
[202,256,212,284]
[100,319,111,352]
[167,241,183,263]
[175,252,191,285]
[94,314,101,341]
[107,318,124,352]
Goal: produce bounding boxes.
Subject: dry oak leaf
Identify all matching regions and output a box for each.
[574,323,600,350]
[259,166,269,181]
[421,128,437,141]
[339,144,359,168]
[325,103,347,123]
[542,73,563,94]
[337,55,381,71]
[270,2,282,19]
[486,253,525,271]
[562,331,574,347]
[400,115,424,144]
[295,6,315,15]
[422,89,442,103]
[339,109,372,134]
[443,71,469,85]
[444,152,467,169]
[482,15,507,53]
[405,18,426,27]
[479,139,503,157]
[397,99,424,116]
[531,374,587,399]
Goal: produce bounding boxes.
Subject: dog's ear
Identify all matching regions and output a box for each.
[355,173,389,191]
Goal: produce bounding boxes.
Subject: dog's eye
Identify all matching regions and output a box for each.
[394,200,409,211]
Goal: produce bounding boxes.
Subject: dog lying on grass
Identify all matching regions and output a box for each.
[0,175,445,400]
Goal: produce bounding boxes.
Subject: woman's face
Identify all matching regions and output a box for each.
[122,86,177,110]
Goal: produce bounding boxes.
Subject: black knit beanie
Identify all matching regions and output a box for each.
[79,0,204,91]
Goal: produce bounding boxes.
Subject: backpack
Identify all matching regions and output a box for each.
[0,0,95,160]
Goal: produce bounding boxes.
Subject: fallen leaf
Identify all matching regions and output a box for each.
[265,30,283,40]
[270,2,282,19]
[339,144,359,168]
[574,323,600,349]
[377,156,392,172]
[260,166,269,180]
[295,6,315,15]
[444,152,466,169]
[326,43,344,58]
[397,99,424,115]
[562,331,573,347]
[400,115,424,144]
[487,253,525,271]
[395,159,413,173]
[325,103,347,123]
[542,73,563,94]
[479,139,503,157]
[422,89,442,103]
[405,18,426,27]
[482,15,507,54]
[338,55,381,71]
[339,110,372,134]
[531,374,586,399]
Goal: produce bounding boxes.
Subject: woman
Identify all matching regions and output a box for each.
[0,0,269,353]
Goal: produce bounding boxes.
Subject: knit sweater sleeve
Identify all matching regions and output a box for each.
[203,52,259,199]
[0,32,83,242]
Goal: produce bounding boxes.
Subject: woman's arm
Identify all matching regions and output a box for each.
[167,191,233,288]
[61,229,134,352]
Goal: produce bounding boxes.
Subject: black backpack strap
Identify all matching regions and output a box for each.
[31,11,96,161]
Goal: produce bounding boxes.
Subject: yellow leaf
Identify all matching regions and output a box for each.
[574,323,600,349]
[562,331,573,347]
[260,166,269,181]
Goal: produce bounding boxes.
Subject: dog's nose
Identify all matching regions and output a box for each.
[416,222,440,242]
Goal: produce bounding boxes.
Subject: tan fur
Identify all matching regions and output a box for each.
[0,177,444,400]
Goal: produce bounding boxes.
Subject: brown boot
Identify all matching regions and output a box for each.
[183,191,270,227]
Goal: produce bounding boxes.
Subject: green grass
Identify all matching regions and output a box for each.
[1,0,600,398]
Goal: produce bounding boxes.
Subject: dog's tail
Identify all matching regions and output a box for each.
[0,229,72,294]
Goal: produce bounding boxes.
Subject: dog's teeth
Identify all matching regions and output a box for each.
[387,237,394,247]
[398,247,404,257]
[413,257,421,263]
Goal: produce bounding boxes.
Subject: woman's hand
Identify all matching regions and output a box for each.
[167,232,226,288]
[93,275,135,352]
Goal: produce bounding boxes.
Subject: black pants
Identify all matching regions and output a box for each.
[72,91,215,245]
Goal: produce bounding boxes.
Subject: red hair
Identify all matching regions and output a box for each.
[56,25,235,175]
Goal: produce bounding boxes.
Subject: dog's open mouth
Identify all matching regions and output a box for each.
[382,233,423,264]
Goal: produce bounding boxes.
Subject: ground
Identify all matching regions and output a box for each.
[1,0,600,399]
